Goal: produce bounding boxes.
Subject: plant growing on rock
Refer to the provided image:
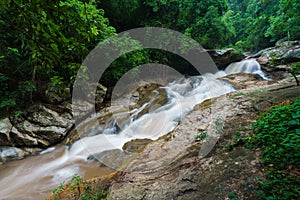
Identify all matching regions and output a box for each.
[51,174,109,200]
[195,131,207,141]
[290,62,300,86]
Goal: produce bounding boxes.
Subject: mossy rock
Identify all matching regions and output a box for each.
[122,138,153,153]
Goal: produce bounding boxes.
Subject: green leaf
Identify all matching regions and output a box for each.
[288,120,299,126]
[292,112,300,119]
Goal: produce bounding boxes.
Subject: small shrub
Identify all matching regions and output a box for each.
[246,99,300,199]
[228,191,239,200]
[195,132,207,141]
[52,174,109,200]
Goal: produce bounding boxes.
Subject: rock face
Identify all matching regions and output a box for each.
[255,41,300,66]
[0,82,107,162]
[129,83,168,119]
[0,103,74,162]
[0,147,26,162]
[207,48,246,69]
[14,105,73,146]
[0,118,13,146]
[73,83,107,121]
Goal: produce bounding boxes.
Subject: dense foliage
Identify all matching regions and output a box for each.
[247,99,300,199]
[99,0,232,48]
[0,0,115,112]
[99,0,300,51]
[0,0,299,112]
[227,0,300,51]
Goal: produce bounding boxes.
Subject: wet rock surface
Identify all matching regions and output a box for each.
[65,83,168,146]
[255,41,300,66]
[208,48,246,69]
[0,118,13,146]
[105,83,300,200]
[0,147,25,162]
[129,83,168,118]
[64,112,111,145]
[122,138,153,153]
[220,73,268,89]
[43,71,300,200]
[0,103,74,162]
[0,146,42,162]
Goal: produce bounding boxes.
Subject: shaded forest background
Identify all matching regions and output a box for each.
[0,0,299,113]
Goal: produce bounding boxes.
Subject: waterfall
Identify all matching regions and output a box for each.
[0,59,268,199]
[225,59,270,80]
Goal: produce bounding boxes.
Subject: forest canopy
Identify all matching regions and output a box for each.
[0,0,299,112]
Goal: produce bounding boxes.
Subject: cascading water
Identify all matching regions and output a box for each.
[225,59,270,80]
[0,59,269,199]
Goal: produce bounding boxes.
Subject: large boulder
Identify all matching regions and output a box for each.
[73,83,107,120]
[207,48,246,69]
[129,83,168,119]
[26,104,72,127]
[12,104,73,148]
[0,147,26,162]
[256,41,300,66]
[0,118,12,146]
[10,127,38,146]
[0,102,75,161]
[0,147,41,162]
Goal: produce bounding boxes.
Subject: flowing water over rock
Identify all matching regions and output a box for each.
[0,60,269,200]
[225,59,270,80]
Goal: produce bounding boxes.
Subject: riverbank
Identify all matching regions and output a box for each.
[46,76,300,199]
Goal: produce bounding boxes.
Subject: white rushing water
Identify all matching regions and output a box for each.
[0,59,268,200]
[225,59,270,80]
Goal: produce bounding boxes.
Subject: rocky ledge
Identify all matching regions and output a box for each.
[0,103,74,162]
[0,82,108,162]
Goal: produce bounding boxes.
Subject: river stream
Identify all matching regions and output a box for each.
[0,59,268,200]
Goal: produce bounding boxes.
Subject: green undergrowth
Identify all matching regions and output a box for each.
[246,99,300,199]
[52,174,108,200]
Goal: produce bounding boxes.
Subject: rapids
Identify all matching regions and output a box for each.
[0,59,268,200]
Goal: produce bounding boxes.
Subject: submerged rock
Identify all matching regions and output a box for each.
[122,138,153,153]
[220,73,269,89]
